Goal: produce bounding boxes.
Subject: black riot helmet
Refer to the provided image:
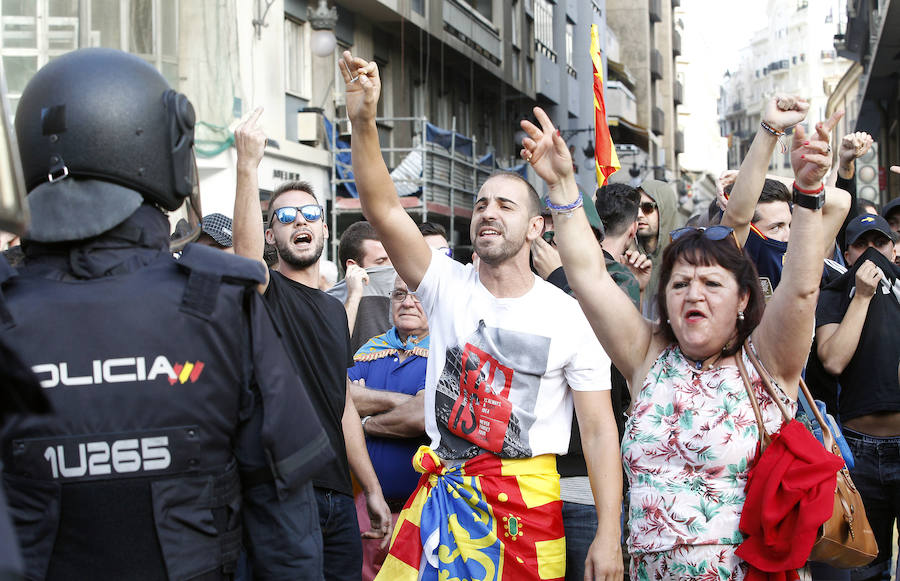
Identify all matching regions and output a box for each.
[14,48,197,242]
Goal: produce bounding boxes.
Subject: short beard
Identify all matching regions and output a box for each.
[275,236,324,269]
[473,237,521,266]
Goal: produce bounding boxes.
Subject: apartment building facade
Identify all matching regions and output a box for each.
[717,0,851,177]
[0,0,618,257]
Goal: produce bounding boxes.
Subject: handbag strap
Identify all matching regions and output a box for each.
[742,340,794,423]
[735,346,772,450]
[742,339,844,461]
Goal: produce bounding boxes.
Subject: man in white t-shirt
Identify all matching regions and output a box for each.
[342,51,623,581]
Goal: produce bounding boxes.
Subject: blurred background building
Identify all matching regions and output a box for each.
[717,0,852,179]
[827,0,899,206]
[0,0,693,254]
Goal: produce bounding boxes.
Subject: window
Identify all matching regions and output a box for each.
[565,20,575,76]
[512,47,520,81]
[411,0,424,16]
[1,0,177,110]
[511,0,520,47]
[469,0,492,21]
[284,17,310,99]
[534,0,554,58]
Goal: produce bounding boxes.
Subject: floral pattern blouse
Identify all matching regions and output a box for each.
[621,344,796,554]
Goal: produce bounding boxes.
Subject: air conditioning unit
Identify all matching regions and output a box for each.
[296,112,319,143]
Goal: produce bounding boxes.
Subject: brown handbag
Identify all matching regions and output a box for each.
[736,342,878,568]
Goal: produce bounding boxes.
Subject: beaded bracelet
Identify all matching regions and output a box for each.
[759,120,785,137]
[545,191,584,217]
[760,121,787,154]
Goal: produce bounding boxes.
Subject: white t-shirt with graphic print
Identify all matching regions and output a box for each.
[415,251,611,460]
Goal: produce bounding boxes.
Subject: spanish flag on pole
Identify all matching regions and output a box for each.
[591,24,620,186]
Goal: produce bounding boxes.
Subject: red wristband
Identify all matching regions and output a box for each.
[792,181,825,195]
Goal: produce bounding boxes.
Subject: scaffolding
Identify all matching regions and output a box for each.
[328,116,494,259]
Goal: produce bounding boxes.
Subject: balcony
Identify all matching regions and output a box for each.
[765,59,790,74]
[672,29,681,56]
[652,107,665,136]
[650,0,662,23]
[675,129,684,154]
[606,81,638,126]
[674,80,683,105]
[442,0,502,65]
[650,49,663,81]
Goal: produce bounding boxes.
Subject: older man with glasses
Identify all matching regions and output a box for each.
[349,274,432,580]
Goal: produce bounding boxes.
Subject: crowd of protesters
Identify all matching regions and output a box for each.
[1,45,900,581]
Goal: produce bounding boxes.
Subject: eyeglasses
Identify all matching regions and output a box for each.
[670,225,742,250]
[390,289,421,303]
[436,246,453,258]
[270,204,324,226]
[639,201,658,214]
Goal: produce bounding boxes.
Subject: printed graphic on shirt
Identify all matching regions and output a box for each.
[434,320,550,460]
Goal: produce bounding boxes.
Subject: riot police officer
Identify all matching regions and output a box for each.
[0,48,333,580]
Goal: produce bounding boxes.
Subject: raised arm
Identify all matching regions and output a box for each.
[341,52,431,289]
[721,96,809,245]
[520,107,652,381]
[816,260,881,375]
[754,122,834,396]
[232,107,270,293]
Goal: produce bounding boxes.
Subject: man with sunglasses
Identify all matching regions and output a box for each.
[635,180,678,318]
[342,52,622,581]
[234,109,392,581]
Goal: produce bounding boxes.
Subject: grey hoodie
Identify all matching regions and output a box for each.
[637,180,679,318]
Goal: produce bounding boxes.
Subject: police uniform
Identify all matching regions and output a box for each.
[0,49,333,580]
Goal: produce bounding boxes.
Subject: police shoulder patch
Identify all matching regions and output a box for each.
[177,243,266,286]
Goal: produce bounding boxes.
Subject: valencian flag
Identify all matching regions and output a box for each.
[591,24,620,186]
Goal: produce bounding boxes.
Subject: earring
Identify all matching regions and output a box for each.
[737,311,745,322]
[666,319,671,325]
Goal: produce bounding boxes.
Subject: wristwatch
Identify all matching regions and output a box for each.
[792,184,826,210]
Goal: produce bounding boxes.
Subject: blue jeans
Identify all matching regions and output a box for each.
[315,487,363,581]
[844,428,900,581]
[239,480,324,581]
[562,501,598,581]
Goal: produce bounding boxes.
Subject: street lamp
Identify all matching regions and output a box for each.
[309,0,338,57]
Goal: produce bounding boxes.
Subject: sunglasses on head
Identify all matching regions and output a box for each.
[670,225,742,250]
[270,204,324,226]
[436,246,453,258]
[640,201,658,214]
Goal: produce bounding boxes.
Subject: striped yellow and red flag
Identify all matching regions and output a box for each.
[591,24,620,186]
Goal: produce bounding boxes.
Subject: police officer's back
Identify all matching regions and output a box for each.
[0,49,332,580]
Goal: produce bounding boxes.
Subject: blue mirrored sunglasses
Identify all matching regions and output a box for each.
[271,204,324,225]
[669,225,741,249]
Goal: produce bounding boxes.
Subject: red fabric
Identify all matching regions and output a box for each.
[736,420,845,581]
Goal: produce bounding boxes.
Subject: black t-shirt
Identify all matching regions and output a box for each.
[265,270,354,495]
[815,249,900,421]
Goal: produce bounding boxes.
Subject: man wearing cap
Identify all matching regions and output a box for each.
[198,213,235,253]
[815,213,900,581]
